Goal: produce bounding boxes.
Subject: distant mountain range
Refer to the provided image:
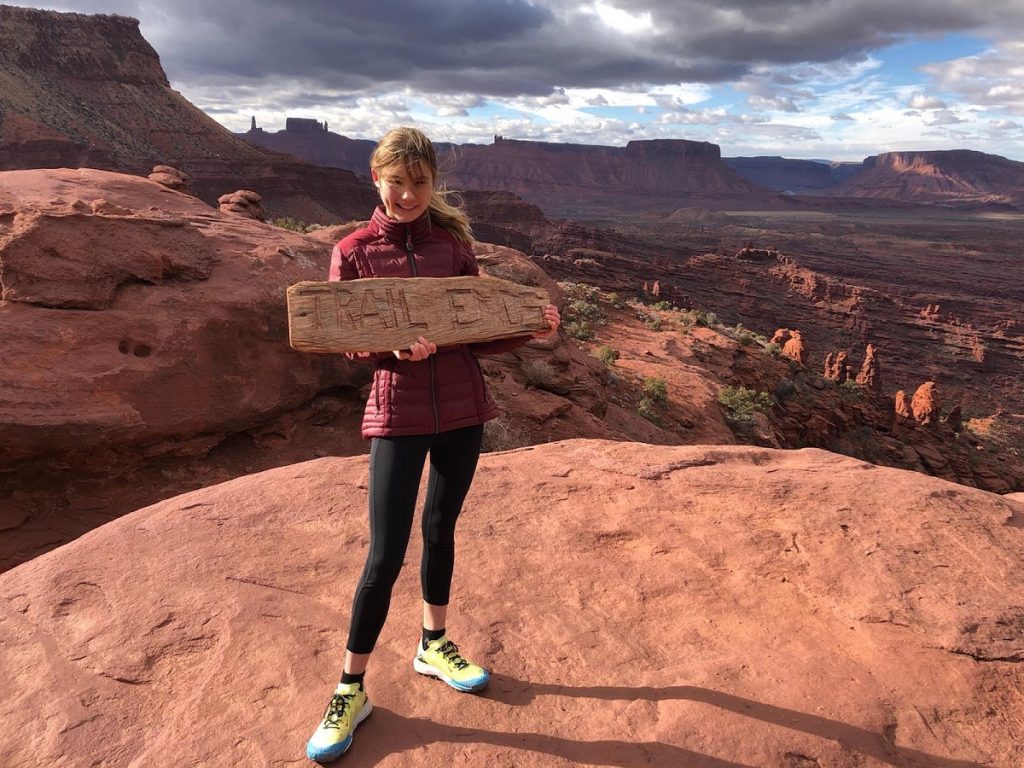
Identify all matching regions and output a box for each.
[242,120,1024,212]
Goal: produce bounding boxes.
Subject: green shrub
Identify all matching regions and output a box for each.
[272,216,312,232]
[696,311,718,328]
[652,301,673,311]
[637,397,663,426]
[558,282,605,340]
[764,342,781,357]
[643,376,668,403]
[558,281,601,303]
[725,324,757,346]
[839,379,863,398]
[735,330,754,345]
[596,345,620,366]
[717,385,774,416]
[568,298,603,321]
[564,318,595,340]
[643,314,663,331]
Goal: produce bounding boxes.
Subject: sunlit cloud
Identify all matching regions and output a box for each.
[16,0,1024,160]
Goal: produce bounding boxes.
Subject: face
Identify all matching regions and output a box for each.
[372,161,433,222]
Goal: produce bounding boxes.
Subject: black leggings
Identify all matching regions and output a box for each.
[345,424,484,654]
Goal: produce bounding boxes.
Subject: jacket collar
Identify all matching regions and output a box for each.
[370,206,433,244]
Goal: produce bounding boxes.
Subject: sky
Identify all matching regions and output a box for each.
[19,0,1024,161]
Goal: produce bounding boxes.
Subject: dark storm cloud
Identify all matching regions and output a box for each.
[23,1,1024,98]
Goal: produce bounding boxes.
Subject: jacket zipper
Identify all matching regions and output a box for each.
[405,228,441,434]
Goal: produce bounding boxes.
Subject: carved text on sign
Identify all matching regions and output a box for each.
[304,285,429,331]
[287,276,551,354]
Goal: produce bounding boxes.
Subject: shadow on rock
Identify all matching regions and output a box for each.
[480,675,987,768]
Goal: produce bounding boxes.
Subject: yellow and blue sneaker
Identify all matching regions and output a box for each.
[305,682,372,763]
[413,636,490,692]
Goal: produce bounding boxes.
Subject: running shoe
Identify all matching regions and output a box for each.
[413,636,490,692]
[305,682,372,763]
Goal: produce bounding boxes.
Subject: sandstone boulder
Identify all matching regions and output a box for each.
[218,189,266,220]
[0,168,352,469]
[148,165,189,191]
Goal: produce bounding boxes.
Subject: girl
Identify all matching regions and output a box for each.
[306,127,560,763]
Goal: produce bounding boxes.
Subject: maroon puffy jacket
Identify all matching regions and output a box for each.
[329,206,527,438]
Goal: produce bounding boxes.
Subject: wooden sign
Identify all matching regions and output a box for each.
[287,276,551,354]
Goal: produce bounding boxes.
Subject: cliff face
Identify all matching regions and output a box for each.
[0,5,375,220]
[724,156,862,192]
[0,6,167,84]
[832,149,1024,207]
[444,137,769,215]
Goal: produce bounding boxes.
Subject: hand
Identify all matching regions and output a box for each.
[394,336,437,361]
[532,304,561,340]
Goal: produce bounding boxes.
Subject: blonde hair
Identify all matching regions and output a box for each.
[370,126,473,244]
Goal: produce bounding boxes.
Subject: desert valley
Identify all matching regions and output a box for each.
[1,5,1023,767]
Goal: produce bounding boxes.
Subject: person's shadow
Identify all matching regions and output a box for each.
[339,674,989,767]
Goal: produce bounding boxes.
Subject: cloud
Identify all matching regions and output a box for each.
[908,94,947,109]
[922,41,1024,115]
[989,118,1021,131]
[926,109,966,125]
[19,1,1024,159]
[29,0,1024,100]
[747,94,801,113]
[656,107,760,125]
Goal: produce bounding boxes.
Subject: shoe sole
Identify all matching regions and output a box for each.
[413,657,489,692]
[306,700,373,763]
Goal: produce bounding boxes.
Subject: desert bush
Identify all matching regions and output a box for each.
[521,358,557,389]
[652,301,673,311]
[838,379,863,398]
[558,282,605,341]
[729,324,755,345]
[272,216,314,232]
[717,385,774,416]
[637,397,663,426]
[605,291,626,309]
[568,298,603,321]
[696,310,718,328]
[764,342,781,357]
[482,416,531,453]
[564,318,595,341]
[643,376,668,404]
[643,314,663,331]
[596,345,620,366]
[720,323,759,345]
[558,281,602,303]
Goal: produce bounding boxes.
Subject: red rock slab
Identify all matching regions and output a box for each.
[1,441,1021,767]
[0,168,353,467]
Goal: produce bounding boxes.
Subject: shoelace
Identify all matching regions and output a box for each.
[438,640,471,670]
[322,691,357,729]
